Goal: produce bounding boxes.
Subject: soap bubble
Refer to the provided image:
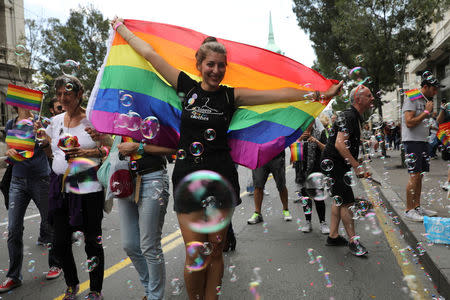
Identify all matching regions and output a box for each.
[126,111,141,132]
[83,256,99,272]
[130,160,137,171]
[60,59,80,76]
[333,195,343,206]
[14,119,34,139]
[204,128,216,141]
[369,114,383,129]
[320,159,334,172]
[176,149,186,160]
[41,117,51,128]
[186,241,208,271]
[395,64,402,72]
[174,170,236,233]
[28,259,36,272]
[355,54,364,63]
[73,231,84,246]
[96,236,103,244]
[85,52,94,62]
[15,44,26,56]
[349,67,368,82]
[119,91,133,107]
[343,171,357,186]
[305,172,326,201]
[171,278,182,295]
[140,116,160,139]
[65,83,73,92]
[405,159,416,171]
[406,153,417,162]
[190,142,204,156]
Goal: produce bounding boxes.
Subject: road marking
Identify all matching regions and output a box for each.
[361,180,427,299]
[53,231,183,300]
[0,213,41,227]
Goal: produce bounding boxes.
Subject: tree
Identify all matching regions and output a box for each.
[38,4,109,108]
[293,0,449,116]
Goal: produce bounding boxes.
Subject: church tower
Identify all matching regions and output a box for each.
[265,12,284,55]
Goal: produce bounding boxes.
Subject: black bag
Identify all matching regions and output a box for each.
[0,164,12,210]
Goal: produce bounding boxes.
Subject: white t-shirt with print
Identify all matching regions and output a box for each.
[46,113,102,194]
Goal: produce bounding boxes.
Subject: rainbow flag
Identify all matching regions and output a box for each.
[122,136,142,160]
[6,84,43,111]
[405,89,423,101]
[87,20,338,169]
[437,122,450,146]
[290,141,304,162]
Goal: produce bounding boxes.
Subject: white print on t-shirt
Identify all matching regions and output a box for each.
[186,95,223,121]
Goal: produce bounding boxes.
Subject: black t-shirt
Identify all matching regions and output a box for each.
[322,106,362,166]
[176,71,236,154]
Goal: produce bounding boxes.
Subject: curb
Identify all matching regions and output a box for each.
[370,167,450,299]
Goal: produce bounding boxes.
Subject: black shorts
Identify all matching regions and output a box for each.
[322,158,355,205]
[252,154,286,191]
[172,152,241,213]
[403,141,430,173]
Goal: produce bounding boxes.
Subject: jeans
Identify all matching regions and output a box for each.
[118,170,169,300]
[53,191,104,292]
[7,176,58,281]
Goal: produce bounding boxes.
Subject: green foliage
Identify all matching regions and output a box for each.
[32,4,109,115]
[293,0,449,115]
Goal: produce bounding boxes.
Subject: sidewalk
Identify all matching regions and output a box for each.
[368,149,450,298]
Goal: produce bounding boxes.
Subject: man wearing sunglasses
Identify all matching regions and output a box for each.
[48,98,65,116]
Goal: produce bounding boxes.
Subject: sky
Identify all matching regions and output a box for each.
[22,0,317,67]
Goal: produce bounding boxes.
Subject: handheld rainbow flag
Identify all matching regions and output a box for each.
[405,89,423,101]
[437,122,450,147]
[122,136,142,160]
[87,19,338,169]
[5,128,35,163]
[290,141,304,162]
[6,84,43,111]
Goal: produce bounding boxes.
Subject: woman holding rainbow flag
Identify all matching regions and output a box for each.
[111,17,342,300]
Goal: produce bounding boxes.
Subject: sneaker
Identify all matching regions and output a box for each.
[248,191,254,196]
[283,210,292,221]
[415,206,437,217]
[326,235,349,246]
[442,182,449,191]
[85,291,103,300]
[320,221,330,234]
[247,212,263,224]
[301,221,312,232]
[349,241,368,256]
[0,277,21,293]
[264,189,270,195]
[404,209,423,222]
[46,266,62,280]
[63,285,79,300]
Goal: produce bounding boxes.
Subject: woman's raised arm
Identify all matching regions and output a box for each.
[112,17,180,89]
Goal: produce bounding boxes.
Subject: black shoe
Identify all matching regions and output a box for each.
[349,241,368,256]
[326,235,349,246]
[223,232,236,252]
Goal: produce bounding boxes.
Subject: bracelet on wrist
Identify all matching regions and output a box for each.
[113,21,123,31]
[423,110,430,115]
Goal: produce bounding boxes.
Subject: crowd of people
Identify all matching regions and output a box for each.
[0,16,447,300]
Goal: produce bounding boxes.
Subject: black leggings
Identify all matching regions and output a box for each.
[300,188,326,222]
[53,191,104,292]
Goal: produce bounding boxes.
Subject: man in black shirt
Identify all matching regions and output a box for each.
[321,85,374,256]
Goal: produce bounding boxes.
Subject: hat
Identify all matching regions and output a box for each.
[421,73,445,88]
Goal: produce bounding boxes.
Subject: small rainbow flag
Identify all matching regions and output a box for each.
[405,89,423,101]
[290,141,304,162]
[437,122,450,147]
[87,20,338,169]
[6,84,43,111]
[122,136,142,160]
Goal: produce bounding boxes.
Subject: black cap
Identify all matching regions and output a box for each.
[421,74,445,88]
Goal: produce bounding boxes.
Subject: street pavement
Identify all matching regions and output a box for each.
[0,152,447,299]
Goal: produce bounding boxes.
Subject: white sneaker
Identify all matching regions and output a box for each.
[264,189,270,195]
[404,209,423,222]
[320,221,330,234]
[283,210,292,221]
[415,206,437,217]
[301,221,312,232]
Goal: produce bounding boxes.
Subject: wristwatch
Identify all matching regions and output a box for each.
[137,142,145,155]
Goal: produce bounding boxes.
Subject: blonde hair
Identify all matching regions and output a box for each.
[319,113,330,127]
[195,36,227,68]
